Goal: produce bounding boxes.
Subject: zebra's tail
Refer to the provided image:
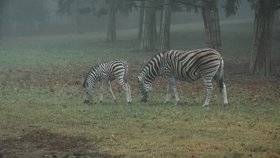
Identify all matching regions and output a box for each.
[218,59,225,93]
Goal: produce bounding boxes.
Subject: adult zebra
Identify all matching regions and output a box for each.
[137,48,228,107]
[83,60,132,105]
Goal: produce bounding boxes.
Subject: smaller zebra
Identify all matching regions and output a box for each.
[83,60,132,105]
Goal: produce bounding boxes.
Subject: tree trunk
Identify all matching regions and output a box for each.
[201,0,221,51]
[138,0,145,41]
[250,0,278,76]
[74,0,81,34]
[159,0,171,51]
[0,0,5,40]
[139,0,157,50]
[107,0,116,42]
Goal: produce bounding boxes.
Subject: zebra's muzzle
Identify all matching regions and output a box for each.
[84,100,91,104]
[140,97,147,103]
[140,100,147,103]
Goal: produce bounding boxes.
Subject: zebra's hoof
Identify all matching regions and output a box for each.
[84,100,90,104]
[164,100,170,104]
[202,104,209,107]
[140,99,147,103]
[175,101,182,105]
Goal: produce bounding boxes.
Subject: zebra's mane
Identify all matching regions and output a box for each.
[139,51,165,80]
[82,64,100,88]
[82,72,89,88]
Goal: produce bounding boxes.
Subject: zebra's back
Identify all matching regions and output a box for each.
[106,60,128,81]
[162,48,222,81]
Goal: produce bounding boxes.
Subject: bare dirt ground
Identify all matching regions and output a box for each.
[0,129,121,158]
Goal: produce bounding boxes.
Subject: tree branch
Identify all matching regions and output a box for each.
[133,0,203,10]
[175,0,203,9]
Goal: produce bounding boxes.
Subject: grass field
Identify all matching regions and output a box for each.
[0,20,280,158]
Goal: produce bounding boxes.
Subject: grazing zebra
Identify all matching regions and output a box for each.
[83,60,132,105]
[137,48,228,106]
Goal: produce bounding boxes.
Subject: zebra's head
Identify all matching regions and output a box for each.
[137,75,152,103]
[82,65,101,104]
[83,69,97,104]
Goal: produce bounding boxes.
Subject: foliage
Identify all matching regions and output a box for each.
[247,0,280,11]
[6,0,50,23]
[57,0,137,16]
[222,0,240,17]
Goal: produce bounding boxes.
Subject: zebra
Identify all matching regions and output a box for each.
[137,48,228,107]
[83,60,132,105]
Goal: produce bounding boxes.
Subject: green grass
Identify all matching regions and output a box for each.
[0,84,279,157]
[0,20,280,157]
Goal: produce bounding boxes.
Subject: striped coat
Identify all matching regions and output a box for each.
[137,48,228,106]
[83,60,132,104]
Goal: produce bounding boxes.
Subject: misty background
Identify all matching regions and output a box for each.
[0,1,280,157]
[0,0,254,37]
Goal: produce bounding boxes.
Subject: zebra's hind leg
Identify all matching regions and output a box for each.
[121,83,132,105]
[202,76,213,107]
[108,82,117,104]
[126,84,132,105]
[118,77,132,105]
[214,71,229,106]
[222,83,228,106]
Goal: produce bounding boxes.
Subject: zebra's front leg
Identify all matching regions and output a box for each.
[164,83,172,104]
[100,82,105,104]
[107,82,117,104]
[167,78,180,105]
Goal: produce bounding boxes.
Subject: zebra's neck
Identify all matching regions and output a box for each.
[85,68,101,88]
[140,52,163,83]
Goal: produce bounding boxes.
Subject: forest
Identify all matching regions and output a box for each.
[0,0,280,157]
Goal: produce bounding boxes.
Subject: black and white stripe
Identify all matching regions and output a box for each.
[137,48,228,106]
[83,60,132,104]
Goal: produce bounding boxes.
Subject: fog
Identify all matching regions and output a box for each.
[1,1,280,157]
[0,0,254,37]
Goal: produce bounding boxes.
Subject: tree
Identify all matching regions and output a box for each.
[139,0,157,50]
[57,0,87,33]
[0,0,6,39]
[165,0,222,51]
[57,0,136,42]
[106,0,116,42]
[222,0,280,76]
[201,0,221,51]
[249,0,280,76]
[159,0,172,51]
[222,0,240,17]
[137,0,145,41]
